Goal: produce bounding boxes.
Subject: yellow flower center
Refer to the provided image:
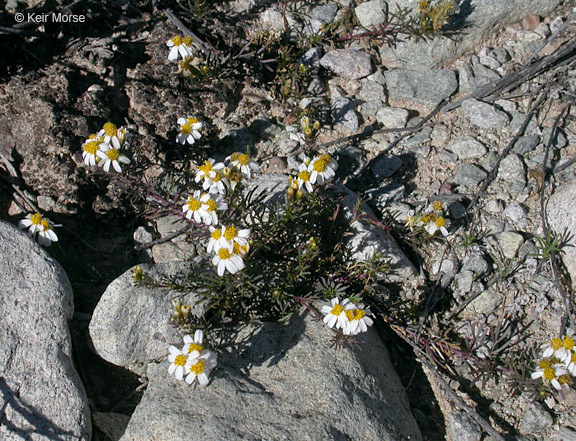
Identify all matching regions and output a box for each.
[313,159,327,173]
[106,149,120,161]
[435,217,446,228]
[84,141,99,155]
[298,170,311,182]
[218,248,232,259]
[171,36,182,46]
[232,153,250,166]
[188,360,205,375]
[211,229,222,240]
[187,198,201,211]
[543,367,556,381]
[174,354,187,367]
[212,172,222,182]
[40,219,52,230]
[421,215,431,224]
[224,226,237,240]
[30,213,42,225]
[551,338,563,350]
[204,199,217,212]
[331,304,343,315]
[199,161,213,174]
[539,358,553,369]
[433,200,443,211]
[187,343,203,354]
[319,154,332,164]
[559,374,573,385]
[103,122,117,136]
[572,352,576,363]
[182,36,192,46]
[345,309,366,321]
[188,117,198,125]
[180,121,191,134]
[563,336,575,350]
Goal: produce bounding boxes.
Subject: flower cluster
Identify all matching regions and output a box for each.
[288,116,321,145]
[168,330,217,386]
[181,153,259,276]
[287,154,338,200]
[532,335,576,390]
[81,122,130,172]
[405,200,450,237]
[321,297,374,336]
[18,212,59,246]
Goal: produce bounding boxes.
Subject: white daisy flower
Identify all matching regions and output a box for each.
[168,345,188,381]
[195,159,226,194]
[216,225,250,252]
[308,154,336,185]
[98,122,126,150]
[226,152,259,179]
[531,358,570,390]
[97,144,131,173]
[182,330,204,355]
[200,192,227,226]
[296,162,314,193]
[167,35,194,62]
[185,349,217,386]
[206,226,223,254]
[82,135,103,167]
[541,336,574,362]
[321,297,352,330]
[176,116,202,145]
[342,302,374,335]
[212,247,245,276]
[182,190,206,224]
[19,212,59,246]
[423,215,449,237]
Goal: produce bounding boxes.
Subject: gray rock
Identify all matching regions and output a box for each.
[455,271,474,293]
[366,184,406,210]
[486,218,506,235]
[320,49,373,79]
[498,154,526,193]
[371,155,403,180]
[120,311,422,441]
[400,127,432,147]
[466,289,502,315]
[300,47,323,69]
[337,185,417,281]
[509,111,540,134]
[376,107,409,128]
[447,136,487,160]
[447,410,482,441]
[478,54,501,70]
[550,17,564,34]
[459,61,502,94]
[461,99,510,129]
[504,203,526,222]
[152,241,196,264]
[454,163,488,187]
[0,220,91,441]
[310,3,338,23]
[447,201,466,219]
[542,127,568,148]
[89,261,208,376]
[462,255,489,276]
[491,47,511,64]
[496,231,524,259]
[385,69,458,108]
[359,99,385,118]
[518,240,539,261]
[547,178,576,289]
[378,0,563,69]
[557,427,576,441]
[518,402,553,435]
[355,0,386,27]
[358,80,386,102]
[332,97,359,132]
[244,173,289,207]
[155,215,187,238]
[431,124,450,146]
[93,412,130,441]
[513,135,540,154]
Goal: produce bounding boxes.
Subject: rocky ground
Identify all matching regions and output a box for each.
[1,0,576,440]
